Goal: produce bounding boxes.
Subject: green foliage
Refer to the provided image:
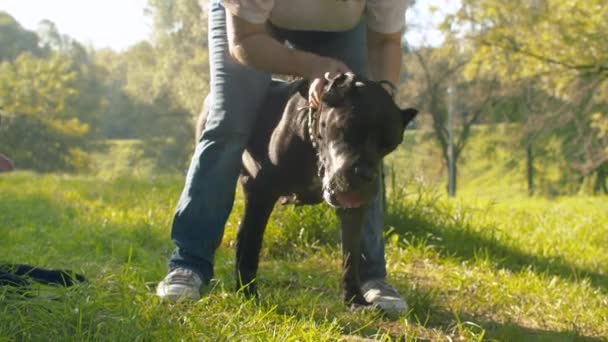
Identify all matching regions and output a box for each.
[1,172,607,340]
[0,12,197,174]
[136,93,194,172]
[0,53,93,172]
[145,0,209,115]
[94,48,142,138]
[93,39,196,171]
[444,0,608,179]
[2,1,604,196]
[447,0,608,90]
[0,12,45,61]
[0,53,77,114]
[0,15,109,172]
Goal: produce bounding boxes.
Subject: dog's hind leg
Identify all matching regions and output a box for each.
[235,187,277,298]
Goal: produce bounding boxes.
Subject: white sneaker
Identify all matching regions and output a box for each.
[361,279,408,314]
[156,267,203,301]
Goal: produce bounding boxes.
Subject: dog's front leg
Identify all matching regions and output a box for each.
[337,207,371,307]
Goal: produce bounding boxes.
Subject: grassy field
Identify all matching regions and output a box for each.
[1,171,607,341]
[385,125,586,199]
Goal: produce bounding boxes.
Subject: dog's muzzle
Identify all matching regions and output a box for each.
[322,163,379,209]
[324,189,365,209]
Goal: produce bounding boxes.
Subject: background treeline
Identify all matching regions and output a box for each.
[0,0,206,173]
[394,0,607,196]
[0,0,606,196]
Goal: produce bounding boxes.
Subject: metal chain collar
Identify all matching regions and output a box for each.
[305,106,325,177]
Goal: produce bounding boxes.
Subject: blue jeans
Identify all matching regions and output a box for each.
[168,1,387,283]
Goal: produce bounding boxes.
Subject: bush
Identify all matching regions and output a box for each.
[0,53,94,172]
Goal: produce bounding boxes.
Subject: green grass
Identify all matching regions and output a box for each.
[1,172,607,341]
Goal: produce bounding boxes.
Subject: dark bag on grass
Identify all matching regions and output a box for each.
[0,263,86,288]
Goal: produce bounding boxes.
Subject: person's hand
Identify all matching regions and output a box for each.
[307,57,351,108]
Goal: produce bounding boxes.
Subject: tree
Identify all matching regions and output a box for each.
[445,0,608,193]
[94,42,195,171]
[0,12,45,61]
[93,48,136,138]
[400,43,497,196]
[35,19,108,138]
[145,0,209,116]
[0,53,91,172]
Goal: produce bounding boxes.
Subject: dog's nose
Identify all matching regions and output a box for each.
[353,164,376,183]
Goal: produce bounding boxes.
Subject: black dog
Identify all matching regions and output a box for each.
[199,73,417,306]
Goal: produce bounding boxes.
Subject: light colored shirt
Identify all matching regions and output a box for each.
[221,0,408,33]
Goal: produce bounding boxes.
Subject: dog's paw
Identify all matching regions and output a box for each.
[236,282,258,300]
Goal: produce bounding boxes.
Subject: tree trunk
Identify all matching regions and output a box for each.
[453,162,458,196]
[593,166,607,194]
[444,152,458,197]
[526,144,534,196]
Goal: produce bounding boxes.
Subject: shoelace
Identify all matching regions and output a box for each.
[169,270,200,285]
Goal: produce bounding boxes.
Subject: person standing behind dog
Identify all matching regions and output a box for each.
[157,0,410,314]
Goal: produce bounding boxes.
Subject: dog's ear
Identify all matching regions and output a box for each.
[401,108,418,128]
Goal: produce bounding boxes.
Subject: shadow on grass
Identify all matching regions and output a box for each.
[246,259,602,341]
[478,320,605,342]
[407,308,605,342]
[385,196,608,294]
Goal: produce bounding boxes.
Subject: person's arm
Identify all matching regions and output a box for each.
[366,0,408,93]
[226,13,350,106]
[226,14,315,78]
[367,30,403,88]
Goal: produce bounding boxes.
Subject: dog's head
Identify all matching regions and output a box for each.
[312,73,418,208]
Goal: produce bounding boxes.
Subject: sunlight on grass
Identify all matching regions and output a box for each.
[1,172,607,340]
